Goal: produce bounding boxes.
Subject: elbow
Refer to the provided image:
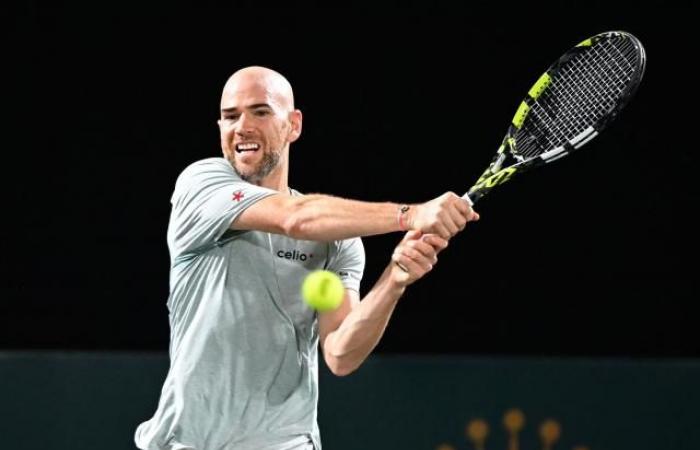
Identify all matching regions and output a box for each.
[281,213,304,238]
[281,203,318,239]
[329,364,357,377]
[325,356,360,377]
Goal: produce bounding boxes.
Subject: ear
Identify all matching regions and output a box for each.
[288,109,303,143]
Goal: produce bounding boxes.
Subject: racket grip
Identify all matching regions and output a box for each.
[462,193,474,206]
[463,189,485,205]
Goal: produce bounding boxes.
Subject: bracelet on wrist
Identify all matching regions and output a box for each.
[397,204,410,231]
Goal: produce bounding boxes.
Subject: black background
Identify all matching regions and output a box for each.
[3,3,698,357]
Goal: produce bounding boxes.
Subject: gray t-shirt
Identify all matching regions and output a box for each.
[135,158,365,450]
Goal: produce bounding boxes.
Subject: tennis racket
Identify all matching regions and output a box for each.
[463,31,646,205]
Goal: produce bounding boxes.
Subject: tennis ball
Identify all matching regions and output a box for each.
[301,270,344,312]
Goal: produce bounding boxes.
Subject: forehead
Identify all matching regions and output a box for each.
[220,78,283,110]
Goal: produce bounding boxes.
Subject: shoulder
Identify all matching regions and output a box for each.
[177,157,237,181]
[173,157,244,190]
[171,157,245,204]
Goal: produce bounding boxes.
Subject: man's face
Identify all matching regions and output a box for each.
[218,80,298,184]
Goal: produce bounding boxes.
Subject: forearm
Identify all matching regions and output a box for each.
[322,264,405,376]
[284,194,403,241]
[236,190,476,241]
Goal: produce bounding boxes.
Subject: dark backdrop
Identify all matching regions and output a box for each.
[4,3,697,356]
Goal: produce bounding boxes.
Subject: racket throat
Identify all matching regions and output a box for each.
[466,166,520,203]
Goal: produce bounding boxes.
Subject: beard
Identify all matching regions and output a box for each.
[229,147,281,184]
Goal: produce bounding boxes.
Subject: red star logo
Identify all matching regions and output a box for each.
[232,190,244,202]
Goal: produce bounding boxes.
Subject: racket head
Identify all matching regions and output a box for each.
[466,31,646,204]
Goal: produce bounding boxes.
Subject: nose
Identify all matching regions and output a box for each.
[234,112,255,135]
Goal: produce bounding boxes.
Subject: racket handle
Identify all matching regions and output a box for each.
[463,189,485,205]
[462,192,474,206]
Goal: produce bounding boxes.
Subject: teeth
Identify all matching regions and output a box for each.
[236,143,259,152]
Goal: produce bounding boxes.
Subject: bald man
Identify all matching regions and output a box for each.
[135,66,479,450]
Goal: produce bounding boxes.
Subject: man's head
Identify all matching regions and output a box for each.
[218,66,302,186]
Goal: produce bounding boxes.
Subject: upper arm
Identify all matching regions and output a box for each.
[318,237,365,349]
[230,192,296,234]
[168,159,283,258]
[319,288,360,351]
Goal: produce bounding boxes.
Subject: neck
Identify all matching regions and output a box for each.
[257,148,290,193]
[258,165,289,192]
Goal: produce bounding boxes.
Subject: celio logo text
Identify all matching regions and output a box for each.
[277,249,313,261]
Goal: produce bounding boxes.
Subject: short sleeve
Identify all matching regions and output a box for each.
[326,237,365,293]
[167,158,277,261]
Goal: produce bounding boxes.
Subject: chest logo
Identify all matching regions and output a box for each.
[277,250,313,261]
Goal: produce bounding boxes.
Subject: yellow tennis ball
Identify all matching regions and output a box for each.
[301,270,344,312]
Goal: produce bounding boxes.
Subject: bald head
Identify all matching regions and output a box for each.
[220,66,295,112]
[217,66,303,189]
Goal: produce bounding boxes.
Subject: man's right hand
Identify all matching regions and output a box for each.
[407,192,480,239]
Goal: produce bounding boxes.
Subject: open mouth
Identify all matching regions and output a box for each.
[235,142,260,153]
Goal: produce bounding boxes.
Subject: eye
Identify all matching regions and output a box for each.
[254,109,271,117]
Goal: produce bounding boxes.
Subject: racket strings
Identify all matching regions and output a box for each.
[515,37,640,158]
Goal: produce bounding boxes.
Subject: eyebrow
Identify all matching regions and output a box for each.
[220,103,272,113]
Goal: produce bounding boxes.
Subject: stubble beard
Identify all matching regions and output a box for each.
[228,148,281,185]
